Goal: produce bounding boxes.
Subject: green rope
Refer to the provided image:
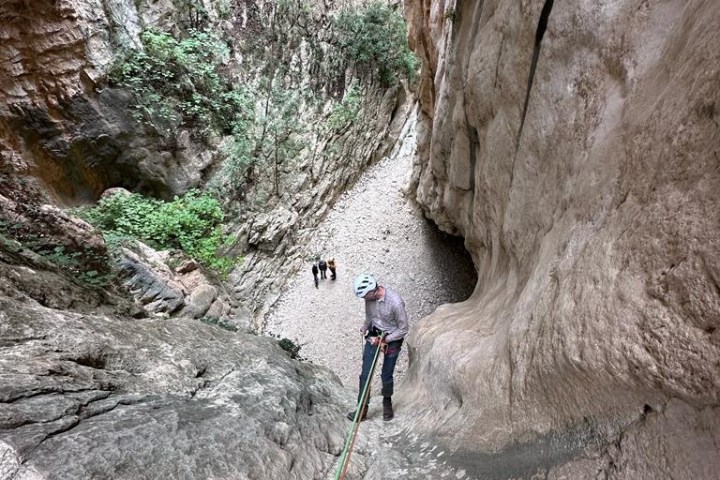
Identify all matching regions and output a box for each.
[334,333,386,480]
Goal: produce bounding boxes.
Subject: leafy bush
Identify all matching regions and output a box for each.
[108,29,250,138]
[334,2,418,86]
[0,220,114,287]
[278,338,302,359]
[76,191,237,275]
[328,84,362,131]
[210,83,306,197]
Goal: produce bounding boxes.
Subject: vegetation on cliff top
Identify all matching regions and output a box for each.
[108,29,248,139]
[105,1,416,209]
[334,1,418,86]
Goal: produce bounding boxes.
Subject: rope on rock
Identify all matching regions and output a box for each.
[334,333,386,480]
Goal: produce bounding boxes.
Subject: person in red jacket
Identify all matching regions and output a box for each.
[327,258,337,280]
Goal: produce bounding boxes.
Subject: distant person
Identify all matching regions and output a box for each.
[318,258,328,280]
[327,258,337,280]
[311,263,319,289]
[346,273,409,422]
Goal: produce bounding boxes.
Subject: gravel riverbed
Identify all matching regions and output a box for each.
[264,112,481,479]
[264,115,477,395]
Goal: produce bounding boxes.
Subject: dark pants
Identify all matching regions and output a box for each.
[313,274,318,288]
[319,267,327,279]
[329,267,336,280]
[357,337,403,403]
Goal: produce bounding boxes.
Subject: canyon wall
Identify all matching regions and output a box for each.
[0,0,413,321]
[0,0,185,201]
[403,0,720,477]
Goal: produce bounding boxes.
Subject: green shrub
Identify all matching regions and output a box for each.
[278,338,302,359]
[328,84,362,131]
[76,191,237,276]
[108,29,249,138]
[0,220,114,287]
[33,245,114,287]
[334,2,418,86]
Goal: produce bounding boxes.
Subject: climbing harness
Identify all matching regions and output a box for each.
[333,333,386,480]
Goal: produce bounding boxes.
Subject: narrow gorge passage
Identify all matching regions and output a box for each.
[264,113,477,393]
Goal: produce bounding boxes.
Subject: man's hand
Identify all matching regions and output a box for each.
[360,326,367,335]
[369,336,387,346]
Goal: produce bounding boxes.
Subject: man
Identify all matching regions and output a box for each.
[347,273,409,422]
[311,263,319,289]
[318,258,328,279]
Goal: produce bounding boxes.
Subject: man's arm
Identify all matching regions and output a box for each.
[384,298,409,342]
[361,306,372,334]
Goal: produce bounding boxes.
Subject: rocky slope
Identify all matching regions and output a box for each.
[402,0,720,477]
[0,0,413,322]
[0,109,477,480]
[0,293,351,479]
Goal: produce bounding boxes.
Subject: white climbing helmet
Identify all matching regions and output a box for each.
[353,273,377,298]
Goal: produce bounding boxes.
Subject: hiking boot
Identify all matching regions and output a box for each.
[346,406,368,422]
[383,397,394,421]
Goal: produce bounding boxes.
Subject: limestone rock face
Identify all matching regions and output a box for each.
[248,206,301,253]
[0,178,351,479]
[0,0,216,202]
[0,298,349,480]
[403,0,720,477]
[0,192,106,269]
[116,245,188,315]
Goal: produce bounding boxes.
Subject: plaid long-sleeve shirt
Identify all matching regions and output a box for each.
[362,287,409,343]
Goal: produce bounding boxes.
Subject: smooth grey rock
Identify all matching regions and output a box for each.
[0,299,349,480]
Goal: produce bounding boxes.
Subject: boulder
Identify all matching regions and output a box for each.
[248,207,300,253]
[181,284,218,319]
[117,246,186,314]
